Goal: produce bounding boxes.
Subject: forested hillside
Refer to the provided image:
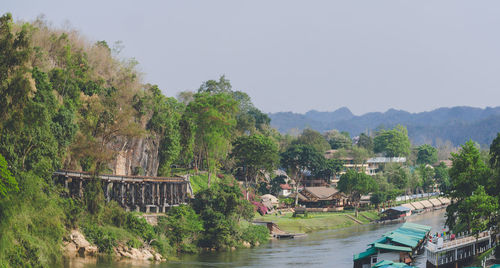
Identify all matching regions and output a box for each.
[269,106,500,146]
[0,13,273,267]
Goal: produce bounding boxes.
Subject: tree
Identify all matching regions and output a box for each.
[145,85,184,176]
[337,170,377,216]
[293,129,331,152]
[191,182,253,249]
[357,133,373,151]
[457,186,498,235]
[434,162,450,192]
[231,134,279,199]
[417,164,435,193]
[384,164,410,191]
[280,145,325,206]
[373,125,411,157]
[0,13,34,129]
[0,153,17,199]
[416,144,438,165]
[445,140,492,230]
[183,92,238,186]
[163,205,203,252]
[325,130,352,150]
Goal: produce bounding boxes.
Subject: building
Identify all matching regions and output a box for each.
[366,157,407,175]
[295,186,348,208]
[380,206,411,221]
[279,184,292,197]
[354,223,431,268]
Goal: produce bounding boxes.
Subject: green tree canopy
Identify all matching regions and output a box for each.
[416,144,438,165]
[280,144,325,205]
[0,153,18,199]
[182,92,238,185]
[292,128,331,153]
[357,133,373,151]
[324,130,352,150]
[231,134,279,193]
[445,140,493,230]
[373,125,411,157]
[338,170,377,213]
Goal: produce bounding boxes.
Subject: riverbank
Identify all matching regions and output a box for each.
[255,210,380,233]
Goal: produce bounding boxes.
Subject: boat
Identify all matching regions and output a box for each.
[425,230,492,268]
[353,222,432,268]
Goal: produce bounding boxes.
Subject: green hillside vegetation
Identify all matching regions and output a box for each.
[0,13,270,267]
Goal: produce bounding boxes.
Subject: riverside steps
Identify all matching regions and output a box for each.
[53,170,191,212]
[425,230,492,268]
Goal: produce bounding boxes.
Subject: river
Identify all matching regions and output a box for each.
[65,210,446,268]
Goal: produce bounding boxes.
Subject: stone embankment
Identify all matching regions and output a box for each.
[64,230,163,262]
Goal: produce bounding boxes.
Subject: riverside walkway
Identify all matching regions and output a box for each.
[53,170,190,212]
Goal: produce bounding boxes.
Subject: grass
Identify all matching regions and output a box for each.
[255,210,379,233]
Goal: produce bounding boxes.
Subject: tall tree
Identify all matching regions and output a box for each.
[373,125,411,157]
[293,128,331,152]
[183,92,238,186]
[0,13,34,130]
[231,134,279,199]
[145,85,184,176]
[281,144,325,206]
[416,144,438,165]
[357,133,373,151]
[325,130,352,150]
[445,140,492,230]
[337,169,377,216]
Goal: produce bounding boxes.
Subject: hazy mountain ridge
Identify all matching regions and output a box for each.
[269,106,500,146]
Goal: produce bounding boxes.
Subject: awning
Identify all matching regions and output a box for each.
[373,243,412,252]
[353,247,377,261]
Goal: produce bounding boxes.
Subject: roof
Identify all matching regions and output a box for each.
[373,242,412,252]
[280,184,292,190]
[428,198,442,206]
[438,197,451,205]
[385,206,411,213]
[353,247,377,261]
[420,200,434,208]
[373,260,411,268]
[303,186,340,199]
[356,222,431,261]
[367,157,406,163]
[401,203,414,210]
[410,201,424,210]
[260,194,279,203]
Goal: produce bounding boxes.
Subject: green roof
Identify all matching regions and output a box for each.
[374,260,412,267]
[353,247,377,261]
[374,242,412,252]
[388,234,419,248]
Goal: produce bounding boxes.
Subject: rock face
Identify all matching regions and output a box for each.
[114,245,163,261]
[64,230,98,257]
[109,135,161,177]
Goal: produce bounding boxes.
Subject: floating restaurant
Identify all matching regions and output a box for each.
[425,230,492,268]
[354,222,432,268]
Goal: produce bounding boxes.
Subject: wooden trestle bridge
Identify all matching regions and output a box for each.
[53,170,191,213]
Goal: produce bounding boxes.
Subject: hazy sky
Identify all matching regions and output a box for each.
[4,1,500,115]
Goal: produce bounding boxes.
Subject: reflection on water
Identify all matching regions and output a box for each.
[66,210,446,268]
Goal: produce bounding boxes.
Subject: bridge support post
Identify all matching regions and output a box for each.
[79,179,83,198]
[141,184,145,205]
[120,183,125,205]
[130,183,135,206]
[171,183,174,205]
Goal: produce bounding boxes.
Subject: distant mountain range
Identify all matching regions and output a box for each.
[269,106,500,146]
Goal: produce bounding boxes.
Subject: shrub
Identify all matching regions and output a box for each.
[125,213,155,242]
[239,224,269,246]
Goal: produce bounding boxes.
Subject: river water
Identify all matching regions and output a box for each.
[66,210,446,268]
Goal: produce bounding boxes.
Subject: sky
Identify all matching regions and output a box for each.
[4,1,500,115]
